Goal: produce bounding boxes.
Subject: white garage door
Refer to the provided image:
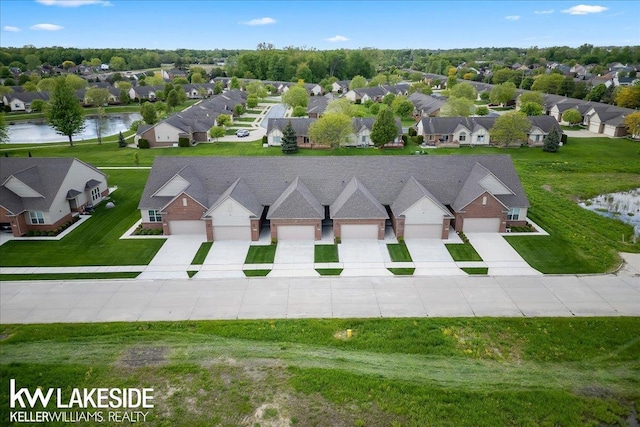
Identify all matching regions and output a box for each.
[340,224,378,239]
[603,125,616,137]
[214,226,251,241]
[588,121,601,134]
[464,218,500,233]
[404,224,442,239]
[277,225,315,240]
[169,220,206,235]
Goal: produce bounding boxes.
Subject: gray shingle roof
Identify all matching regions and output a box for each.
[330,177,388,219]
[208,178,262,217]
[391,177,453,218]
[139,156,529,218]
[267,177,324,219]
[0,158,104,215]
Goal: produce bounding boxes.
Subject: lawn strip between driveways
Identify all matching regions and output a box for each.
[445,242,483,261]
[314,245,340,263]
[315,268,343,276]
[244,244,277,264]
[0,272,140,281]
[386,242,413,262]
[191,242,213,265]
[387,268,415,276]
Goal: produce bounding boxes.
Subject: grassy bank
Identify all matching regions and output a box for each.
[1,317,638,426]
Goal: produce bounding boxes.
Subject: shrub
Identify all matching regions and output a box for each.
[246,96,258,108]
[234,104,246,116]
[138,138,150,149]
[47,231,56,236]
[363,99,374,109]
[292,106,307,117]
[369,103,381,114]
[129,119,143,132]
[401,134,408,144]
[178,137,190,147]
[408,127,417,137]
[416,135,424,143]
[262,135,268,144]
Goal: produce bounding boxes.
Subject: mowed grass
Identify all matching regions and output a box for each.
[0,272,140,280]
[1,318,638,426]
[446,242,483,261]
[314,244,339,262]
[244,244,277,264]
[190,242,213,265]
[0,169,165,267]
[387,242,413,262]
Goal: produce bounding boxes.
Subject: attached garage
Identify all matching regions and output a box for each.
[340,224,379,239]
[463,218,501,233]
[276,225,315,240]
[588,120,602,134]
[213,225,251,241]
[168,220,206,235]
[404,224,442,239]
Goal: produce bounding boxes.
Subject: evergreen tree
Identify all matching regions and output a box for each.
[281,120,298,154]
[45,77,85,146]
[543,127,560,153]
[118,131,127,147]
[370,106,398,148]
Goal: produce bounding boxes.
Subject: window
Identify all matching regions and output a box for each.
[148,210,162,222]
[459,132,466,142]
[272,136,281,143]
[477,134,485,143]
[507,208,520,220]
[361,136,367,143]
[429,135,435,141]
[534,135,541,142]
[482,196,487,206]
[90,187,101,202]
[29,211,45,224]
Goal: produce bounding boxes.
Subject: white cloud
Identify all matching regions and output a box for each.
[534,9,554,14]
[36,0,111,6]
[562,5,608,15]
[241,17,276,26]
[3,26,21,32]
[30,23,64,31]
[326,35,349,42]
[505,15,520,21]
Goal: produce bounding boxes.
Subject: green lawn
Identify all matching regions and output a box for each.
[244,244,277,264]
[314,244,339,262]
[316,268,343,276]
[1,318,638,426]
[243,269,271,276]
[387,242,413,262]
[191,242,213,265]
[0,272,140,280]
[0,169,165,267]
[387,267,415,275]
[461,267,489,275]
[446,242,483,261]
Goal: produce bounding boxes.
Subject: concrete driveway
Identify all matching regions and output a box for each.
[404,239,465,276]
[196,241,251,279]
[270,241,318,277]
[339,240,393,276]
[138,235,206,280]
[465,233,542,276]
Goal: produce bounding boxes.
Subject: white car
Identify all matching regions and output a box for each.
[235,129,250,137]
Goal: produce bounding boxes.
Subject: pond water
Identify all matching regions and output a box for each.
[6,113,142,143]
[578,188,640,237]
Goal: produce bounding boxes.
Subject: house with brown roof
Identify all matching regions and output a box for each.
[138,156,529,241]
[0,158,109,237]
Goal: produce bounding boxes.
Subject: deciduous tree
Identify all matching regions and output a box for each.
[562,109,582,125]
[140,102,157,125]
[441,97,474,117]
[45,78,85,146]
[209,126,225,142]
[624,111,640,139]
[490,111,530,147]
[615,85,640,109]
[449,82,477,101]
[326,97,360,117]
[370,106,397,147]
[348,75,367,90]
[0,113,8,143]
[520,101,543,116]
[282,85,308,109]
[490,82,517,106]
[217,114,231,127]
[391,96,414,118]
[308,112,352,149]
[518,91,544,107]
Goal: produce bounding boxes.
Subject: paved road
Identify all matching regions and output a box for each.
[1,273,638,324]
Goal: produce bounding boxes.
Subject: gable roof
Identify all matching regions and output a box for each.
[391,177,453,218]
[266,177,323,219]
[452,163,511,211]
[208,178,262,218]
[139,156,529,216]
[330,177,388,219]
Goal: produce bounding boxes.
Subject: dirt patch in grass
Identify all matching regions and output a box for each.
[542,184,553,192]
[118,346,170,367]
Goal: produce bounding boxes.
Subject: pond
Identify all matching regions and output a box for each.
[5,113,142,143]
[578,189,640,237]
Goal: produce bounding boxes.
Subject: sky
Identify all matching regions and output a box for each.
[0,0,639,50]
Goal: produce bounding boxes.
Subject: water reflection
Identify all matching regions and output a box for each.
[6,113,142,143]
[579,188,640,237]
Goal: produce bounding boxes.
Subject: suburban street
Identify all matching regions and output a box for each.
[2,259,638,323]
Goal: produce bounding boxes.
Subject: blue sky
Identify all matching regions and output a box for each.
[1,0,638,50]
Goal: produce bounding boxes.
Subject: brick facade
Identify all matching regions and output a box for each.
[270,219,322,240]
[162,193,207,235]
[333,219,386,240]
[454,192,507,233]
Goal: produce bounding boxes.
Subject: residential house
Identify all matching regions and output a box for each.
[0,158,109,237]
[138,155,529,240]
[266,117,403,148]
[2,92,50,112]
[306,95,332,118]
[128,85,162,102]
[331,80,351,93]
[583,105,635,137]
[416,116,562,147]
[161,68,188,80]
[408,92,446,117]
[344,86,388,103]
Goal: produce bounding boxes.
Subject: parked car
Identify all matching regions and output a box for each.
[235,129,250,137]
